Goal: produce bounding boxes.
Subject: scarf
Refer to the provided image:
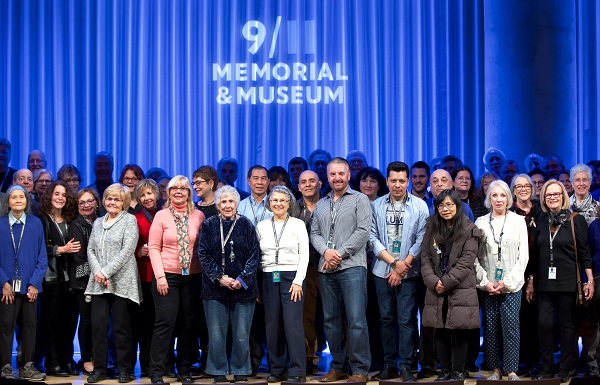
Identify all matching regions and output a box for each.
[547,209,571,227]
[169,205,190,271]
[571,193,593,213]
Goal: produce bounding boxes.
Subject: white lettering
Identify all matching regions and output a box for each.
[213,63,231,81]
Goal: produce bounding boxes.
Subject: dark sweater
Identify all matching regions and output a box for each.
[199,215,259,301]
[66,215,94,290]
[533,211,592,292]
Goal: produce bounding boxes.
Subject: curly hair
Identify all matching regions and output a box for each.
[39,180,78,223]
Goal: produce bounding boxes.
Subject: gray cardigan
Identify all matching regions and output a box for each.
[84,211,141,304]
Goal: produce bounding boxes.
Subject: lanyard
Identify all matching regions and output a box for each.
[489,212,507,266]
[328,195,344,242]
[250,198,267,225]
[389,197,406,236]
[549,224,562,266]
[219,215,238,271]
[271,215,290,265]
[10,221,24,275]
[50,214,68,245]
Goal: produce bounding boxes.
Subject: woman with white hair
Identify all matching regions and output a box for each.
[148,176,205,384]
[198,186,259,383]
[569,163,599,226]
[475,180,529,381]
[257,186,309,383]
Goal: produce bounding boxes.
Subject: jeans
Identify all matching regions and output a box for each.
[374,275,418,370]
[319,266,371,375]
[204,299,255,375]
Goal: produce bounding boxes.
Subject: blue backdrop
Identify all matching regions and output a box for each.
[0,0,597,188]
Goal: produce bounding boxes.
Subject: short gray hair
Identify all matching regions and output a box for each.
[510,174,534,199]
[215,185,240,206]
[484,179,513,210]
[570,163,592,182]
[267,186,296,213]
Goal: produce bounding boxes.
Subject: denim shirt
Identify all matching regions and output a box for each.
[237,195,273,227]
[370,193,429,279]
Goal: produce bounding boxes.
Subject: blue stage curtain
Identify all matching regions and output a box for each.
[0,0,508,185]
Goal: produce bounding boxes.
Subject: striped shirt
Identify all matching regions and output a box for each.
[310,187,372,273]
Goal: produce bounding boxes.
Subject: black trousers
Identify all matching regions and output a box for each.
[75,290,93,363]
[36,281,79,369]
[261,271,307,377]
[91,294,133,374]
[435,328,469,372]
[130,282,155,372]
[150,273,201,377]
[519,289,539,369]
[416,278,436,370]
[0,294,37,366]
[538,291,577,375]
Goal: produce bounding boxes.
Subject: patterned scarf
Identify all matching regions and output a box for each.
[169,205,190,271]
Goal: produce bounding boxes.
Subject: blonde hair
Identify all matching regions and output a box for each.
[540,180,570,212]
[166,175,194,212]
[103,183,131,210]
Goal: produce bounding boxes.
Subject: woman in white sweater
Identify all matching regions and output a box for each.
[257,186,309,383]
[475,180,529,381]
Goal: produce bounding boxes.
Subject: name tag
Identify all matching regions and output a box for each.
[327,241,335,249]
[494,268,503,281]
[548,267,557,280]
[272,271,281,283]
[12,278,22,292]
[392,240,401,253]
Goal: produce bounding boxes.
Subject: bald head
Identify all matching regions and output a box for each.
[13,168,34,193]
[298,170,321,199]
[430,169,453,198]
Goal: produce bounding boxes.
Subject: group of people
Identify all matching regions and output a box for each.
[1,137,600,385]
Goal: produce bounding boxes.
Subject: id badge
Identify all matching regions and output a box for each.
[12,277,22,292]
[392,240,401,253]
[494,268,503,281]
[182,268,189,276]
[548,266,557,280]
[327,241,335,249]
[272,271,281,283]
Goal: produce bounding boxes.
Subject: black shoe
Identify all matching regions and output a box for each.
[400,368,416,382]
[306,361,319,375]
[450,371,465,381]
[287,376,306,383]
[374,367,398,380]
[214,375,229,383]
[47,365,69,377]
[166,370,178,378]
[466,364,479,373]
[88,371,107,383]
[267,374,288,382]
[63,362,79,376]
[151,375,165,383]
[178,372,194,383]
[435,370,452,382]
[417,367,435,379]
[532,371,555,380]
[558,372,571,383]
[233,375,248,382]
[118,372,132,383]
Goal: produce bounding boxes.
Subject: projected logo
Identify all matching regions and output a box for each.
[213,17,348,105]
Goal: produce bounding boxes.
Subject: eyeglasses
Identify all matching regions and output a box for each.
[28,159,45,165]
[544,192,562,199]
[78,199,96,207]
[193,180,207,187]
[269,198,290,204]
[514,184,532,191]
[64,178,80,183]
[455,177,471,182]
[574,178,590,184]
[36,180,52,184]
[123,177,139,183]
[171,187,189,192]
[105,197,123,203]
[437,202,456,210]
[533,180,545,186]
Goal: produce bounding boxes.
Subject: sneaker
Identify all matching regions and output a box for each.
[507,373,521,381]
[1,364,14,379]
[400,368,416,382]
[487,372,502,380]
[214,375,229,383]
[233,375,248,382]
[19,362,47,381]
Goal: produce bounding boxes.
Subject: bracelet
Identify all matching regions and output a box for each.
[584,281,595,286]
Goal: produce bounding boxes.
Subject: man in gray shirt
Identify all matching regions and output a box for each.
[310,157,372,383]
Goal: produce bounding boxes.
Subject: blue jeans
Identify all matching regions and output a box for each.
[204,299,255,375]
[374,275,418,370]
[319,266,371,374]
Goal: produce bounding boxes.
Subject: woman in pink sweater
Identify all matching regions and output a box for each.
[148,176,205,384]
